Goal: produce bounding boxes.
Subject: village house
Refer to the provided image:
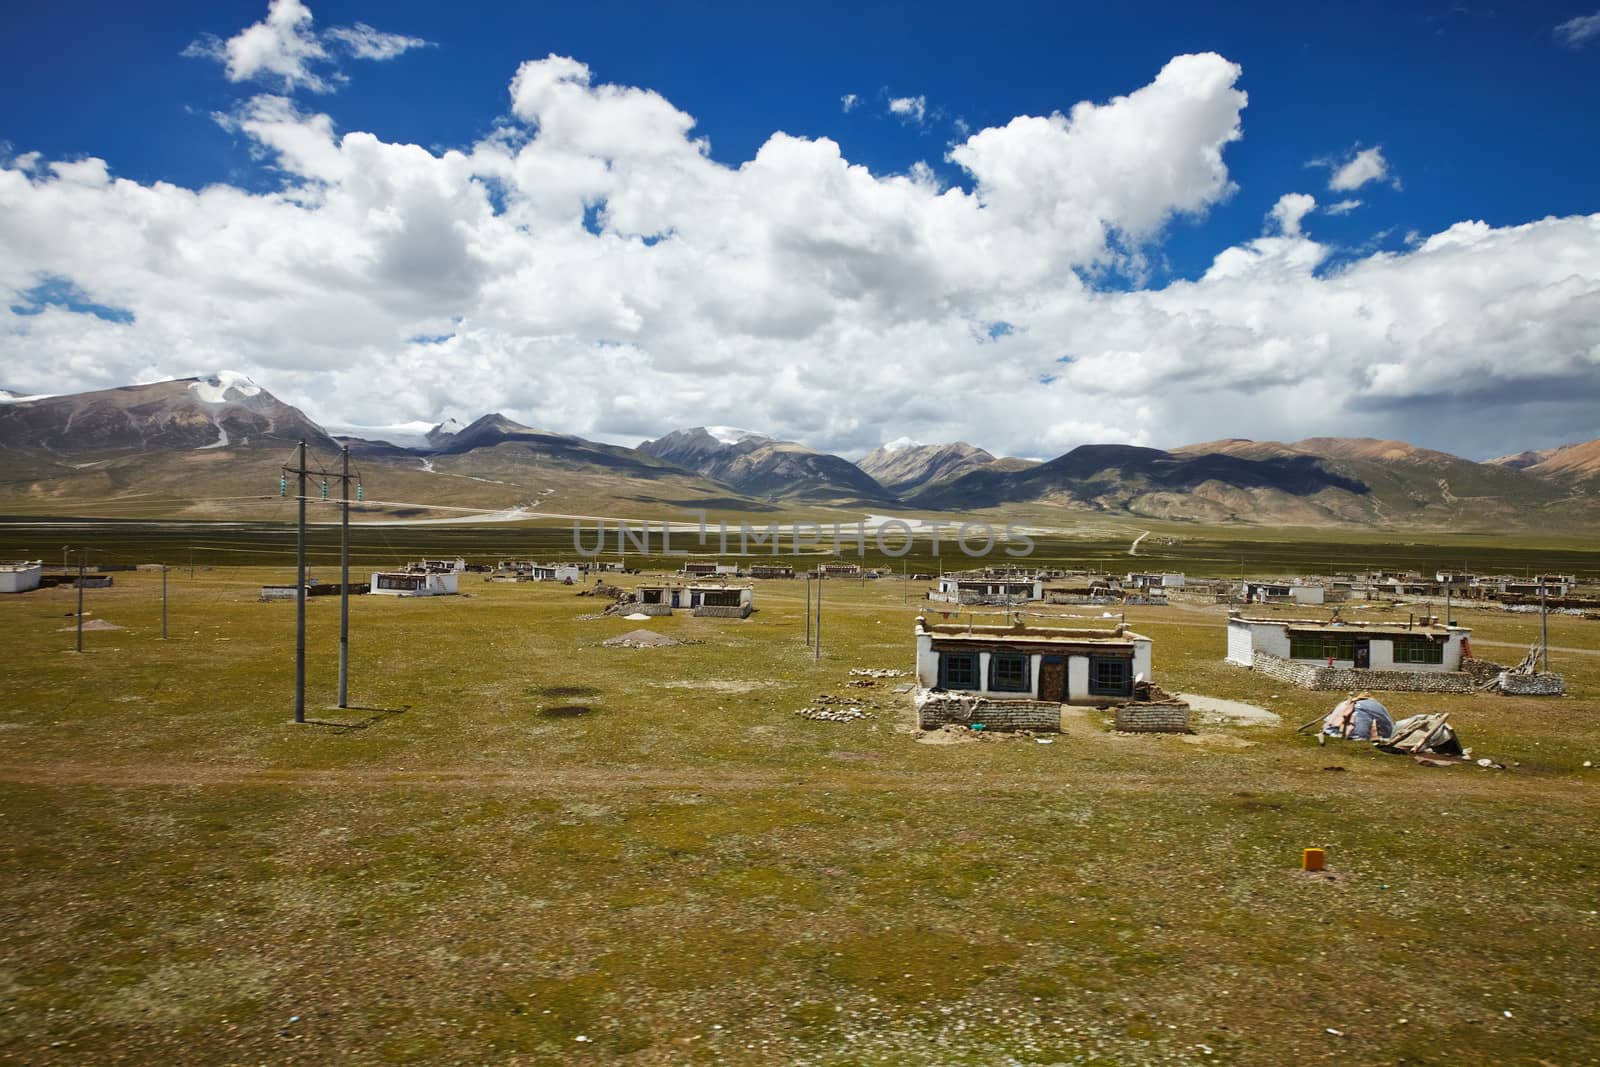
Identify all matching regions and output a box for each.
[1245,580,1327,606]
[1226,612,1473,691]
[1044,576,1120,604]
[490,561,584,582]
[929,570,1043,605]
[1496,575,1575,597]
[0,560,42,594]
[370,570,459,597]
[681,560,740,578]
[749,563,795,579]
[914,616,1152,707]
[633,581,754,617]
[1125,571,1185,590]
[689,582,754,618]
[409,558,467,574]
[818,562,861,578]
[529,563,583,583]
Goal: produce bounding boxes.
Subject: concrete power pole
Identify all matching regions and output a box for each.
[295,439,307,724]
[815,573,822,661]
[76,551,84,653]
[338,445,351,709]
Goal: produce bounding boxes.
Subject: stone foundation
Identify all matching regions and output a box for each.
[1248,651,1475,693]
[693,604,752,618]
[1114,703,1191,733]
[915,691,1062,732]
[1497,672,1566,696]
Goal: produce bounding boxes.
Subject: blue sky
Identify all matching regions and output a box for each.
[3,2,1599,458]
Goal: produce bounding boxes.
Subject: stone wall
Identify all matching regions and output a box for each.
[693,604,752,618]
[916,693,1062,732]
[1249,651,1475,694]
[1497,672,1566,696]
[1114,703,1191,733]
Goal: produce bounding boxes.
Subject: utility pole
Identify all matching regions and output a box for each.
[189,543,195,579]
[338,445,350,709]
[815,572,821,661]
[805,575,811,646]
[1541,583,1549,673]
[161,563,168,640]
[294,440,307,723]
[75,550,84,653]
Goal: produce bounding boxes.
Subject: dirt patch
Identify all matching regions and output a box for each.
[1175,692,1281,727]
[651,679,762,692]
[1180,733,1258,748]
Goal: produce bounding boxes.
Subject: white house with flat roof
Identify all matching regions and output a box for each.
[0,561,42,593]
[914,616,1152,706]
[371,571,459,597]
[929,572,1043,605]
[1227,614,1469,673]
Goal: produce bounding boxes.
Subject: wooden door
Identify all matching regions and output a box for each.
[1039,659,1067,703]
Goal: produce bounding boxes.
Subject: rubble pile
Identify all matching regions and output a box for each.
[602,629,681,649]
[849,667,906,679]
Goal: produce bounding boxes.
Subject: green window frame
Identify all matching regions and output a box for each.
[1088,656,1132,697]
[990,652,1030,693]
[1289,634,1356,661]
[941,651,978,690]
[1391,636,1444,664]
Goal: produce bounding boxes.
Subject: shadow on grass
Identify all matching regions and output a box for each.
[532,685,601,699]
[301,705,412,733]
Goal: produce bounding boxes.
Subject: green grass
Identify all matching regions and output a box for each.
[1,564,1598,1063]
[4,515,1600,578]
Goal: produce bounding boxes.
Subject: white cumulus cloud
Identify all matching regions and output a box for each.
[183,0,430,93]
[1326,145,1395,192]
[1269,192,1316,236]
[888,95,927,124]
[2,49,1597,462]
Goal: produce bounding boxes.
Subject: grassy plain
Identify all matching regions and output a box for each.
[1,556,1598,1064]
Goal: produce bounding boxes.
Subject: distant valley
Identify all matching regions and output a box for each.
[1,374,1596,530]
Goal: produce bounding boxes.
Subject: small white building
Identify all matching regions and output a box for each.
[682,560,740,577]
[0,561,43,594]
[1126,571,1185,590]
[914,616,1153,706]
[689,582,754,617]
[1245,581,1326,606]
[371,571,459,597]
[1226,614,1469,672]
[929,572,1043,605]
[530,563,584,583]
[410,558,467,574]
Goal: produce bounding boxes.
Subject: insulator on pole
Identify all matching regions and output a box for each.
[356,482,363,501]
[279,475,287,497]
[320,479,329,499]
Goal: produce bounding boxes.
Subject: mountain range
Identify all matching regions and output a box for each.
[1,374,1596,528]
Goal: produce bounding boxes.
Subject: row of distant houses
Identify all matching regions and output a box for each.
[1245,571,1580,604]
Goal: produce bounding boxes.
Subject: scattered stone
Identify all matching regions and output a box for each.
[796,705,872,722]
[849,667,906,678]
